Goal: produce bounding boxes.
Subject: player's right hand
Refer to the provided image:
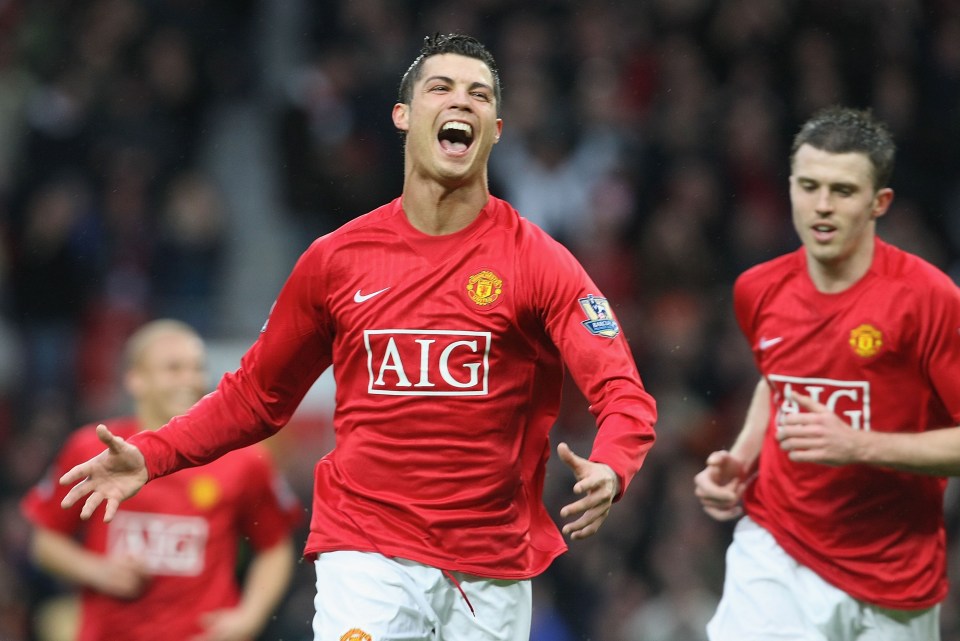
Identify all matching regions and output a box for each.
[60,424,148,522]
[693,450,748,521]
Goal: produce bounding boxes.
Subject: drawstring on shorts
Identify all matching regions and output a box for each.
[442,568,476,617]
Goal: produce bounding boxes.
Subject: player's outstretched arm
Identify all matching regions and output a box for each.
[59,424,148,522]
[557,442,620,540]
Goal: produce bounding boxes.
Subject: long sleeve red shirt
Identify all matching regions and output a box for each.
[132,196,656,579]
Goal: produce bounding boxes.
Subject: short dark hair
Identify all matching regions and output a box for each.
[397,33,501,113]
[790,106,896,190]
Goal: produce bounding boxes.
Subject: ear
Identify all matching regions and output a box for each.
[494,118,503,143]
[392,103,409,133]
[872,187,894,220]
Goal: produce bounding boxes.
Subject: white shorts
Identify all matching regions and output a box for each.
[707,517,940,641]
[313,551,532,641]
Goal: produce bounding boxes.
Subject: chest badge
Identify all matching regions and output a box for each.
[849,323,883,358]
[466,269,503,306]
[188,475,222,510]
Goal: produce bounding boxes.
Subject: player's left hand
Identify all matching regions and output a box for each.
[776,392,864,466]
[190,608,258,641]
[557,442,620,540]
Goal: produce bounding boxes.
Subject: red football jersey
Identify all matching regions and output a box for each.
[21,418,302,641]
[130,196,657,579]
[734,238,960,609]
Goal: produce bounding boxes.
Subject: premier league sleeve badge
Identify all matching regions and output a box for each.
[578,294,620,338]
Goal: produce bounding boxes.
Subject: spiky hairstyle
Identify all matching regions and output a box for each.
[397,33,501,113]
[790,106,896,189]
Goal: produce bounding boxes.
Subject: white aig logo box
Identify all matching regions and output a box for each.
[768,374,872,431]
[364,329,492,396]
[107,512,209,576]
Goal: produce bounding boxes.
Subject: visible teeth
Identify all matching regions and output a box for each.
[442,121,473,136]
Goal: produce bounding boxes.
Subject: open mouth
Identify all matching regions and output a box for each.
[438,121,474,154]
[811,223,837,241]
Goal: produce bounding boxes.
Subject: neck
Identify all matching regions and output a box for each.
[401,172,490,236]
[136,409,168,432]
[806,239,876,294]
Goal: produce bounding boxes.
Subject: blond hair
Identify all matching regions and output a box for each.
[123,319,202,372]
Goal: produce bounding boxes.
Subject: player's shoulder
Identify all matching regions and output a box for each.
[305,199,402,251]
[875,238,957,294]
[334,199,401,235]
[501,198,576,261]
[735,247,804,293]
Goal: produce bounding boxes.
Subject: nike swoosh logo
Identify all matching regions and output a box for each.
[758,336,784,350]
[354,287,390,303]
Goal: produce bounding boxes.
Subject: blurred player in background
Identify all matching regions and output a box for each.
[694,106,960,640]
[55,33,657,641]
[22,319,302,641]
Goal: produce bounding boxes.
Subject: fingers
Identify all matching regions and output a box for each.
[103,498,120,523]
[59,462,91,489]
[703,504,743,521]
[694,480,741,511]
[560,475,616,539]
[62,483,116,522]
[694,454,746,521]
[697,451,743,486]
[561,501,610,539]
[556,442,582,472]
[788,392,826,412]
[563,516,606,539]
[60,473,93,508]
[558,442,620,493]
[572,466,613,496]
[560,492,593,520]
[79,491,106,520]
[693,473,739,504]
[96,424,127,454]
[561,472,615,517]
[558,443,619,539]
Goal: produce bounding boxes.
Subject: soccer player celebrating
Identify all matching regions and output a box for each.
[58,34,657,641]
[22,320,301,641]
[694,106,960,640]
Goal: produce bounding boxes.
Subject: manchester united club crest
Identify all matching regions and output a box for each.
[340,629,372,641]
[188,475,221,510]
[579,294,620,338]
[849,323,883,357]
[466,269,503,306]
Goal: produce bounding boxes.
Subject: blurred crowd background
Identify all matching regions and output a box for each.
[0,0,959,639]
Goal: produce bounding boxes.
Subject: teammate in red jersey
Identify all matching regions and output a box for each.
[694,106,960,640]
[22,320,302,641]
[57,34,657,640]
